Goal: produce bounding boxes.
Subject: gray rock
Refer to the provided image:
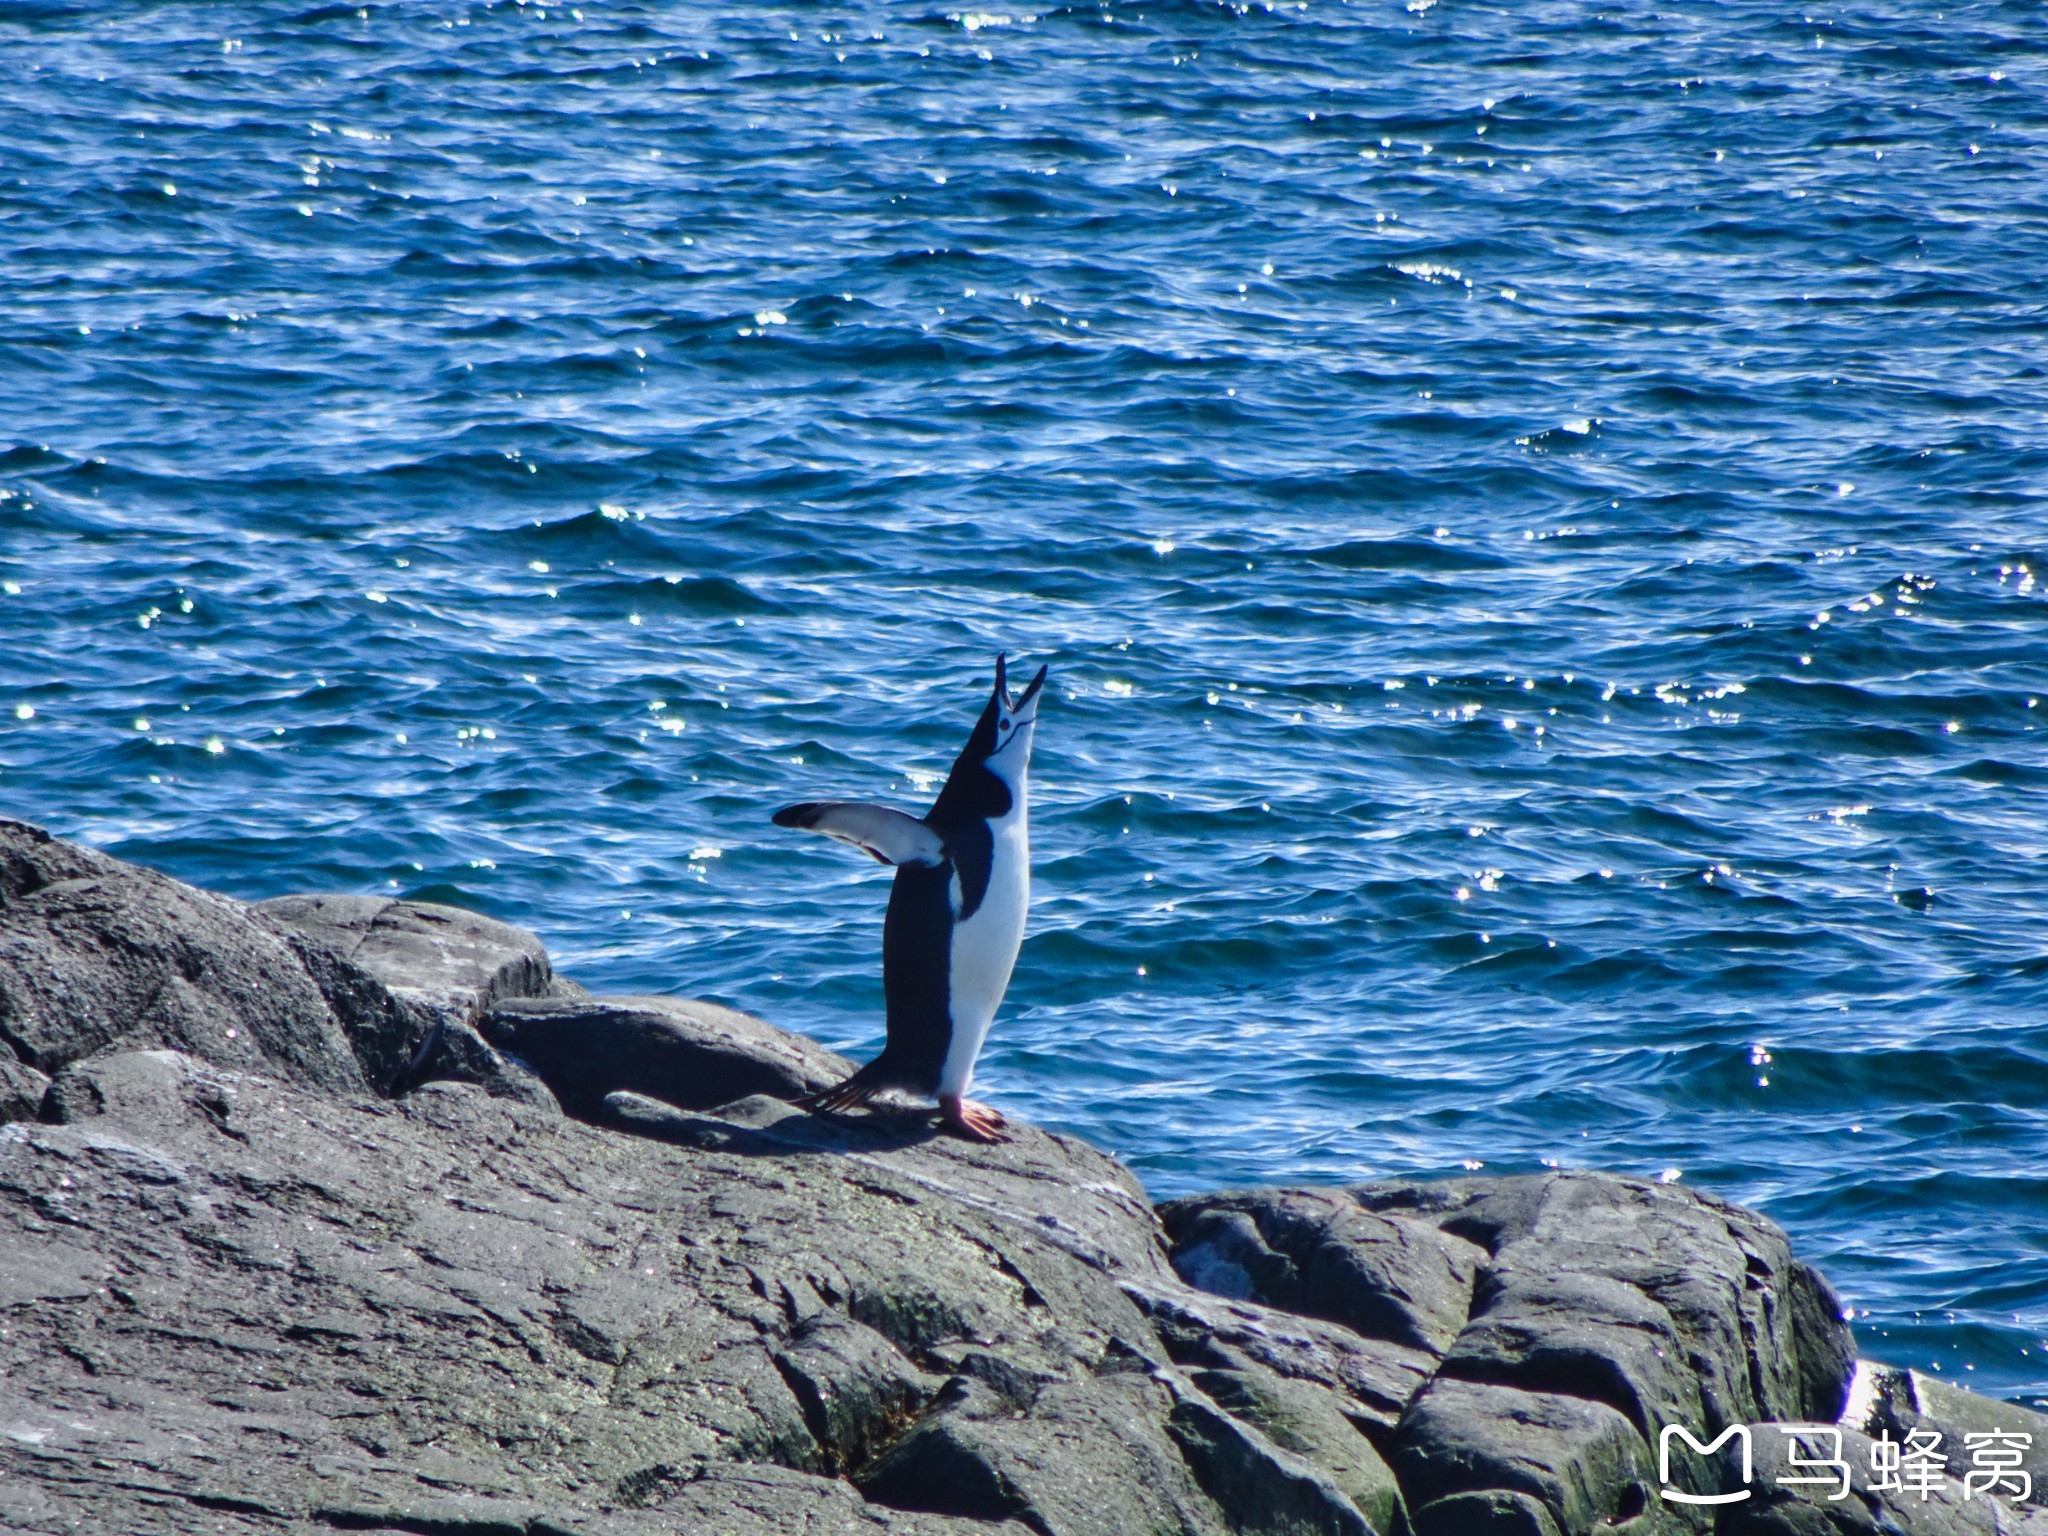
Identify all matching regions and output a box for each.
[0,1047,1185,1536]
[1160,1185,1485,1355]
[1360,1172,1856,1431]
[639,1460,1039,1535]
[406,1015,562,1110]
[482,994,852,1118]
[1167,1367,1399,1535]
[41,1046,245,1132]
[0,1021,1989,1536]
[1390,1375,1671,1533]
[1126,1275,1438,1433]
[591,1087,1171,1288]
[255,892,561,1095]
[1716,1421,2014,1535]
[262,914,428,1094]
[1168,1172,1859,1534]
[1409,1488,1566,1536]
[254,893,554,1026]
[0,1454,1025,1536]
[861,1372,1232,1536]
[0,818,367,1095]
[774,1311,940,1476]
[1189,1363,1407,1534]
[1845,1361,2048,1511]
[0,830,2012,1536]
[0,1056,47,1122]
[1389,1173,1855,1532]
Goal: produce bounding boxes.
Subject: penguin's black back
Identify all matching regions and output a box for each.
[862,861,956,1094]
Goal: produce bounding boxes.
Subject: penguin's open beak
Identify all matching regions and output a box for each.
[989,653,1047,723]
[1009,663,1048,723]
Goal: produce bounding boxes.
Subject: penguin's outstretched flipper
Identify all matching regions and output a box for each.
[772,801,947,867]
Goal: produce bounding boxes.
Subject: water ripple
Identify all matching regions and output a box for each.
[6,0,2048,1400]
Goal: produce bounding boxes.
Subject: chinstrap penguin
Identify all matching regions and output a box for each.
[772,655,1047,1143]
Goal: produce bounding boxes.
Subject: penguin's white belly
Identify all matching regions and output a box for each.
[939,805,1028,1096]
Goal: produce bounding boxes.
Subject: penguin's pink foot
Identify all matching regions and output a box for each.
[938,1095,1009,1144]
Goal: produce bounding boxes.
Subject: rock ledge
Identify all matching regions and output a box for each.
[1,820,2038,1536]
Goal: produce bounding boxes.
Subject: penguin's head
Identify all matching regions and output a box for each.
[978,653,1047,783]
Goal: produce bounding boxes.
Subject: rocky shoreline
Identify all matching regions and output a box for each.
[0,816,2042,1535]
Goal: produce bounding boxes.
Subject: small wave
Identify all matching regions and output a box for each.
[1304,536,1508,572]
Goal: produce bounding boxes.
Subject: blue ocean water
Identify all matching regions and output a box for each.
[5,0,2048,1398]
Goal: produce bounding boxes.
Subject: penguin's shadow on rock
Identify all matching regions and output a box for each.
[598,1089,958,1158]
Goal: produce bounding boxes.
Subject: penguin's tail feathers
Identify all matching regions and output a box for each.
[795,1058,893,1115]
[798,1081,878,1115]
